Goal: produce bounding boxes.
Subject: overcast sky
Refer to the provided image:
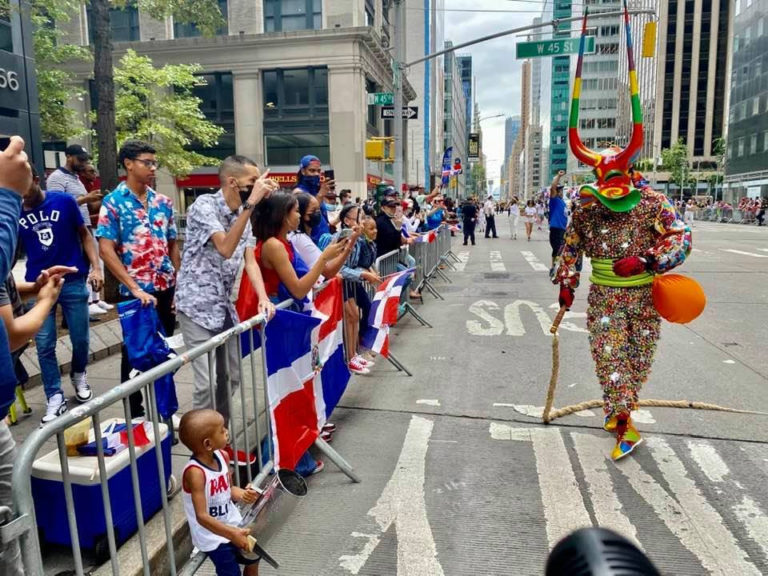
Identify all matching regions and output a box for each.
[444,0,548,187]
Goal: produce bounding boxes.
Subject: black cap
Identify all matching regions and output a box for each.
[381,197,399,207]
[383,186,398,196]
[65,144,90,160]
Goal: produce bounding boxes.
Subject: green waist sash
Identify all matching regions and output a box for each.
[590,258,654,288]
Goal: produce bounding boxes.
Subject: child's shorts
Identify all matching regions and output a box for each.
[207,542,260,576]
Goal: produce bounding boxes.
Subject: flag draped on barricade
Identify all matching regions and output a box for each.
[414,229,438,244]
[308,278,350,427]
[361,268,414,358]
[263,309,322,471]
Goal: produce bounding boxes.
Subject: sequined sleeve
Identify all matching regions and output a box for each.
[645,193,692,273]
[555,223,584,289]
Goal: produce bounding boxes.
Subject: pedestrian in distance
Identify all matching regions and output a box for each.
[18,166,104,425]
[179,409,262,576]
[79,162,114,317]
[508,196,520,239]
[96,140,180,419]
[460,197,478,245]
[523,199,537,241]
[548,170,569,279]
[176,155,278,466]
[484,195,498,238]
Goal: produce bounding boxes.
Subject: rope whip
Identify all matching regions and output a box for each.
[542,307,768,424]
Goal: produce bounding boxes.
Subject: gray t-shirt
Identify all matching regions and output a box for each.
[176,190,252,332]
[46,168,90,225]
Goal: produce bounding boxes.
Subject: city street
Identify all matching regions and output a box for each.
[248,218,768,576]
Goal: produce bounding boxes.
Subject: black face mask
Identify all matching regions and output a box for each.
[306,211,322,229]
[239,185,254,204]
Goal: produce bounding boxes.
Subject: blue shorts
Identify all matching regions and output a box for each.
[207,542,259,576]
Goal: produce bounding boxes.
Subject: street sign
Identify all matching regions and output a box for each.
[380,106,419,120]
[515,36,596,59]
[367,92,394,106]
[468,133,480,159]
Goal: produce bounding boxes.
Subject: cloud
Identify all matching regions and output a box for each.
[445,0,544,184]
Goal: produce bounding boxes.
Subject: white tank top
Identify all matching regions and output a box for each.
[182,450,243,552]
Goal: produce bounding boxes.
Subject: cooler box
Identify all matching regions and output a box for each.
[31,419,172,551]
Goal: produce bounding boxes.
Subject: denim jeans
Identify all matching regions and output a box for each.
[35,277,89,399]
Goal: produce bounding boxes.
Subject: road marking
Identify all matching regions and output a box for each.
[733,496,768,562]
[619,438,760,575]
[454,250,470,272]
[338,416,444,575]
[723,359,736,364]
[489,250,506,272]
[631,409,655,424]
[467,300,587,337]
[721,249,768,258]
[416,399,441,407]
[688,440,730,483]
[571,433,642,549]
[521,251,549,271]
[489,422,533,441]
[760,248,768,253]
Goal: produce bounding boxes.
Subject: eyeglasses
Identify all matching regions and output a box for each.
[135,159,159,169]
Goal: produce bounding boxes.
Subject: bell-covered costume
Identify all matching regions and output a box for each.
[554,2,695,460]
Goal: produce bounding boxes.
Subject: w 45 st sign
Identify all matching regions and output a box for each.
[516,36,596,59]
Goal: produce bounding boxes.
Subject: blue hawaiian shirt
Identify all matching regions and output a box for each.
[95,181,177,296]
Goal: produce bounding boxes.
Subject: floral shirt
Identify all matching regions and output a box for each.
[95,181,177,296]
[556,187,692,289]
[176,191,252,331]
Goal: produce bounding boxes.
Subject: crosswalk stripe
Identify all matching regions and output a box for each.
[623,437,761,575]
[521,251,549,272]
[454,250,469,272]
[721,248,768,258]
[571,433,642,549]
[489,251,506,272]
[734,496,768,563]
[687,440,730,483]
[530,428,591,547]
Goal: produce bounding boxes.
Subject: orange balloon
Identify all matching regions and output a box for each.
[652,274,706,323]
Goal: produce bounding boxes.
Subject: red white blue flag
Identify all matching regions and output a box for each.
[308,278,350,426]
[361,268,414,357]
[263,308,321,471]
[414,229,437,244]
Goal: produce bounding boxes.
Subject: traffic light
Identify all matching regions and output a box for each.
[642,21,657,58]
[365,139,395,161]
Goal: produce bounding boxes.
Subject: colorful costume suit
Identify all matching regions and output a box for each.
[554,2,693,460]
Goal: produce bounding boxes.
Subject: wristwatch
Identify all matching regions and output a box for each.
[242,200,255,211]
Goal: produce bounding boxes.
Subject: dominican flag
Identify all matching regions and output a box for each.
[263,309,321,471]
[308,278,350,426]
[361,324,390,358]
[415,230,437,244]
[368,268,414,327]
[440,146,453,186]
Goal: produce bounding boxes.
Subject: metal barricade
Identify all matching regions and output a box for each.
[8,295,360,576]
[732,209,744,223]
[374,249,432,328]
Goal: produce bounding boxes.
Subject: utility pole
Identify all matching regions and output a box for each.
[393,0,405,194]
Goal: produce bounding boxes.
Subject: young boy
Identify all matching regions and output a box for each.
[179,409,261,576]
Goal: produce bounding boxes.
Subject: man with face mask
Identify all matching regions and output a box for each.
[292,155,332,244]
[175,156,277,460]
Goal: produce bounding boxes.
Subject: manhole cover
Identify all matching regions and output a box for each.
[483,272,510,279]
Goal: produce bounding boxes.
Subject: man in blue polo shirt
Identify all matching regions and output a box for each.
[18,167,102,425]
[549,170,569,279]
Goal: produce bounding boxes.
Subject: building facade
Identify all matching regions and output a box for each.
[652,0,732,170]
[0,0,42,171]
[525,18,544,193]
[501,115,520,183]
[725,0,768,200]
[549,0,572,178]
[443,41,467,197]
[57,0,415,206]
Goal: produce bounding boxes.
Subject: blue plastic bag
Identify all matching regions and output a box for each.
[117,299,178,419]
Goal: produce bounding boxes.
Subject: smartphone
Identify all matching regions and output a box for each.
[324,169,335,181]
[338,228,354,240]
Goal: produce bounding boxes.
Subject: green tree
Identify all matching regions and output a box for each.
[661,138,691,197]
[29,0,90,141]
[113,49,224,176]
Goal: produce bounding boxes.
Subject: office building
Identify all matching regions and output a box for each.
[56,0,414,205]
[525,17,544,192]
[724,0,768,201]
[549,0,572,178]
[443,41,467,197]
[501,116,520,184]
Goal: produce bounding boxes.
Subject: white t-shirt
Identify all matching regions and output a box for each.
[524,206,537,218]
[510,204,520,216]
[288,231,322,268]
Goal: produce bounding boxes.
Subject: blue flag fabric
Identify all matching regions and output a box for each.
[117,299,178,419]
[440,146,454,186]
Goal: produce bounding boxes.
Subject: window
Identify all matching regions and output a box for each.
[754,97,760,116]
[764,131,768,151]
[263,67,329,164]
[0,0,13,52]
[366,78,377,131]
[87,1,140,43]
[738,138,744,156]
[264,0,321,32]
[175,0,228,37]
[189,72,235,159]
[365,0,375,27]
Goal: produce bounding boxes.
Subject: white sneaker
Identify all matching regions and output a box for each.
[71,372,93,403]
[40,393,67,426]
[95,300,114,311]
[353,354,375,368]
[88,303,107,316]
[348,357,370,375]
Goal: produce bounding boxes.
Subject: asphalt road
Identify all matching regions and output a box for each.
[249,217,768,576]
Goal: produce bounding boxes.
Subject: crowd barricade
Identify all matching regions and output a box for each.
[373,249,432,328]
[7,229,464,575]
